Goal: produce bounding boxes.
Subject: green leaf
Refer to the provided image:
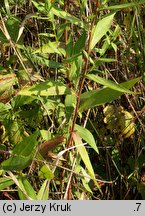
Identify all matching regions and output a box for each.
[1,155,32,171]
[4,0,10,16]
[34,55,62,68]
[81,167,93,193]
[75,124,99,154]
[33,41,65,56]
[0,17,20,43]
[51,6,87,29]
[100,1,145,11]
[87,74,135,94]
[73,132,101,192]
[90,58,116,71]
[90,13,115,51]
[18,177,37,200]
[40,130,51,141]
[79,77,141,112]
[18,80,73,96]
[32,0,45,13]
[12,131,39,157]
[69,55,83,85]
[66,35,74,57]
[12,95,38,109]
[73,31,86,55]
[0,102,11,120]
[37,180,49,200]
[65,94,77,122]
[73,132,95,179]
[0,177,14,190]
[5,118,24,145]
[38,165,54,180]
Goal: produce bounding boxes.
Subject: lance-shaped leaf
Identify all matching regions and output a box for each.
[37,180,49,200]
[0,177,14,190]
[1,155,32,171]
[72,131,95,179]
[18,80,73,96]
[72,131,101,192]
[1,132,39,171]
[90,13,115,51]
[18,177,37,200]
[100,1,145,11]
[79,77,141,112]
[87,74,136,94]
[75,124,99,154]
[12,131,39,157]
[51,6,87,29]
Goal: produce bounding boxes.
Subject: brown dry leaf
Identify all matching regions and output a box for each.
[38,135,64,159]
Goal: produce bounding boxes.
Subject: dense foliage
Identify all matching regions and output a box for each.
[0,0,145,200]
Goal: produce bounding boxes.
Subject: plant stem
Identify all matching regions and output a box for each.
[63,21,94,199]
[66,23,93,149]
